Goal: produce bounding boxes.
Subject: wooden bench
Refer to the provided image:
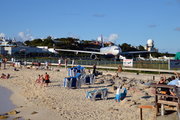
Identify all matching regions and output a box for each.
[138,105,155,120]
[150,83,180,120]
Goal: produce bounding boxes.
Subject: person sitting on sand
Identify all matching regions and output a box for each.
[1,73,6,79]
[35,74,41,83]
[13,67,18,71]
[0,73,10,79]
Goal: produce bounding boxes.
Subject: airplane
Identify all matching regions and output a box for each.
[55,34,157,60]
[119,55,126,60]
[137,55,146,61]
[149,54,159,61]
[160,56,174,61]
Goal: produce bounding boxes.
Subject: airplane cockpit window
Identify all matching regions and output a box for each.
[114,48,120,50]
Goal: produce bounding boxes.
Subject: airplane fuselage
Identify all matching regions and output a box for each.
[100,45,122,56]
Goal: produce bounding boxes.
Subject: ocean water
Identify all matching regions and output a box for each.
[0,85,17,114]
[0,85,25,120]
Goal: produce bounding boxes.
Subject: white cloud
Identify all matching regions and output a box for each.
[16,29,36,41]
[68,32,80,39]
[97,33,119,43]
[0,33,6,38]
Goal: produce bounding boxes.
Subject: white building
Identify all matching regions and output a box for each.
[0,37,15,47]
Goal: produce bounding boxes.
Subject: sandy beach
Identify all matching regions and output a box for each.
[0,65,177,120]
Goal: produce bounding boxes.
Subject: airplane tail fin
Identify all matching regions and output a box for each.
[101,34,104,48]
[149,54,152,58]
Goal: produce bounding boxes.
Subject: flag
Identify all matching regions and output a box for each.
[20,49,26,51]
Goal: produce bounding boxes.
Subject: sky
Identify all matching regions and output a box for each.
[0,0,180,54]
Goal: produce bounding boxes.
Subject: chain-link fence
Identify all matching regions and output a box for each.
[6,57,169,70]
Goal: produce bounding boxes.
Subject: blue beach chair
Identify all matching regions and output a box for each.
[86,88,108,101]
[64,73,81,89]
[68,65,81,76]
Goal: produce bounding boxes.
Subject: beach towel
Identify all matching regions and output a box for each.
[115,84,127,103]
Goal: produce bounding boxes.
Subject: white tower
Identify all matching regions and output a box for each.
[145,39,158,52]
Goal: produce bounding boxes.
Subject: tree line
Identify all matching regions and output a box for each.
[22,36,175,58]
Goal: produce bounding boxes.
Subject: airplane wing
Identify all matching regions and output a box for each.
[121,50,157,55]
[55,49,105,55]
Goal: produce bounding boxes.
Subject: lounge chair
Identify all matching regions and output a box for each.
[68,65,81,76]
[81,74,95,85]
[64,73,81,89]
[86,88,108,101]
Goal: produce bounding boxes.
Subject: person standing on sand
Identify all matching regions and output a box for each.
[117,65,122,77]
[45,72,50,87]
[4,58,7,69]
[93,64,96,76]
[2,58,5,69]
[65,59,68,69]
[0,58,2,70]
[11,57,14,64]
[71,59,74,68]
[38,61,41,70]
[45,61,48,70]
[58,58,61,68]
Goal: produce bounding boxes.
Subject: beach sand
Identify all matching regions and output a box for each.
[0,65,177,120]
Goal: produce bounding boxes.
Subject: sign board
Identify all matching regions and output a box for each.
[169,59,180,69]
[123,59,133,67]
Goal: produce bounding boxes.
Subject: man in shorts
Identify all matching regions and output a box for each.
[45,72,50,87]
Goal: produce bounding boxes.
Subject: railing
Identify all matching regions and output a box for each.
[150,83,180,119]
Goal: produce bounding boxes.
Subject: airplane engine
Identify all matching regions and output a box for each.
[90,54,97,60]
